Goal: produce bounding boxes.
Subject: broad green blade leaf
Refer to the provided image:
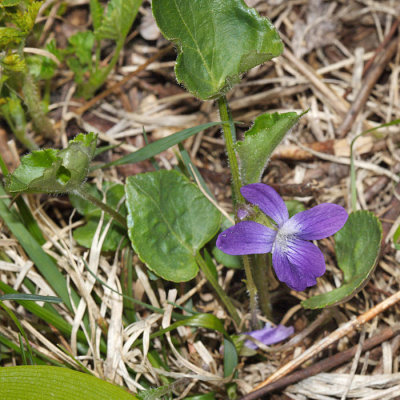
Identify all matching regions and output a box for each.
[152,0,283,100]
[0,366,138,400]
[223,337,238,377]
[6,133,97,194]
[302,211,382,309]
[95,0,142,41]
[125,170,221,282]
[235,112,303,184]
[97,122,221,170]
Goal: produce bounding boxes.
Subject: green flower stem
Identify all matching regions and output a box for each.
[253,254,272,320]
[242,254,259,328]
[195,252,241,328]
[218,95,270,324]
[74,186,127,229]
[217,96,243,204]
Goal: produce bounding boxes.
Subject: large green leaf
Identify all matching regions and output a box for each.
[152,0,283,100]
[302,211,382,309]
[125,170,221,282]
[235,112,303,184]
[6,133,97,194]
[0,366,137,399]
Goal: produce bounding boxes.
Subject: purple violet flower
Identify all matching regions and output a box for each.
[244,323,294,350]
[216,183,348,291]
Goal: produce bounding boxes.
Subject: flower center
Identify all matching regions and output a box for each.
[273,219,300,252]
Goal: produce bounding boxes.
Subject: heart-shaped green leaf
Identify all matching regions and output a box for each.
[6,133,97,194]
[125,170,221,282]
[235,112,303,184]
[152,0,283,100]
[0,366,137,399]
[302,210,382,309]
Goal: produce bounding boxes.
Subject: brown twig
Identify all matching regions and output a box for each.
[247,289,400,394]
[54,44,174,129]
[338,21,399,138]
[238,326,400,400]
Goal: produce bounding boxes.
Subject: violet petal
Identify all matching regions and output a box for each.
[237,207,249,220]
[290,203,348,240]
[244,323,294,350]
[272,238,326,291]
[241,184,289,227]
[216,221,276,255]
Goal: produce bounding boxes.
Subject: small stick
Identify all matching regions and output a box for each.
[238,325,399,400]
[338,23,399,138]
[362,18,400,78]
[249,289,400,393]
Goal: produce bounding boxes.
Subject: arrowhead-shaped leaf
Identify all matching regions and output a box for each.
[6,133,97,194]
[125,170,221,282]
[302,211,382,309]
[152,0,283,100]
[235,112,303,184]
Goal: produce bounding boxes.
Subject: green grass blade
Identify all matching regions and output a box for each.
[0,183,77,311]
[95,122,221,170]
[0,282,90,349]
[14,195,46,245]
[0,300,33,364]
[0,294,62,303]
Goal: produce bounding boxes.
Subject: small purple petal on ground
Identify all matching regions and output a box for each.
[241,184,289,227]
[244,323,294,350]
[216,221,276,255]
[291,203,348,240]
[272,239,325,291]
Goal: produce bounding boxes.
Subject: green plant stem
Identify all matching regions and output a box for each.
[253,254,272,320]
[74,186,127,229]
[195,252,241,328]
[218,95,263,324]
[217,95,243,204]
[242,254,258,328]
